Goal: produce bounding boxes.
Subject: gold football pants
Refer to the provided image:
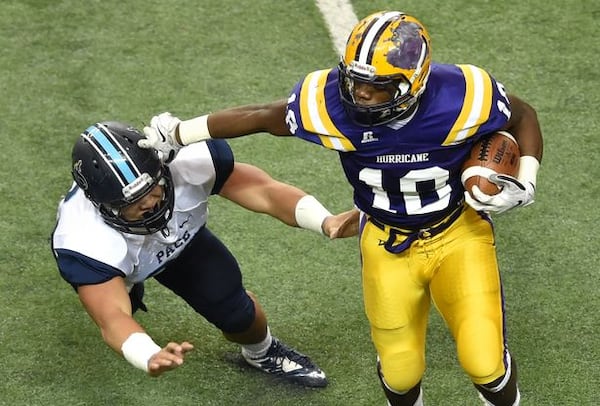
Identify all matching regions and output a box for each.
[360,206,508,391]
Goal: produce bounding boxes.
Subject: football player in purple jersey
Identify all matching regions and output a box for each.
[140,11,543,406]
[52,121,357,388]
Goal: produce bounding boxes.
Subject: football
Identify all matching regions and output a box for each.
[461,131,520,196]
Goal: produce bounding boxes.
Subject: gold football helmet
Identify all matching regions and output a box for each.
[339,11,432,126]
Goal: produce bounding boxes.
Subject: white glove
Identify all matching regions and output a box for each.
[138,112,182,163]
[464,174,535,214]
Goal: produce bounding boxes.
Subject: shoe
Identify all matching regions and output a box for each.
[242,337,328,387]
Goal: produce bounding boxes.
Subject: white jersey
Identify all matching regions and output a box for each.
[52,141,233,291]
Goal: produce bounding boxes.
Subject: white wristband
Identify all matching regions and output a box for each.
[121,332,162,372]
[294,195,332,235]
[178,115,212,145]
[517,156,540,188]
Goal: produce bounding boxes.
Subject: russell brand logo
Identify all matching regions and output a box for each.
[361,131,379,143]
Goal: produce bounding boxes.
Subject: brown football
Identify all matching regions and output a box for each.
[461,131,520,196]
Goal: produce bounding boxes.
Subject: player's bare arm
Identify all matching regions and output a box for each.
[140,100,290,162]
[218,162,357,238]
[205,99,291,138]
[218,162,305,226]
[504,94,543,161]
[78,277,193,376]
[78,277,143,349]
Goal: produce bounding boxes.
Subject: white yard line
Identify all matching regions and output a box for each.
[315,0,358,55]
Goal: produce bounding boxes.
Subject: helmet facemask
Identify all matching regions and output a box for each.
[339,62,418,126]
[98,167,175,235]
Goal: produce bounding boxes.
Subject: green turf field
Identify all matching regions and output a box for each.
[1,0,598,404]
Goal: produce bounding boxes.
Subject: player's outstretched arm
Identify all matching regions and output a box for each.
[203,99,291,139]
[218,162,356,237]
[77,277,194,376]
[139,100,291,160]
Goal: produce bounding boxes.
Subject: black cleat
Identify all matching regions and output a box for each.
[242,337,328,388]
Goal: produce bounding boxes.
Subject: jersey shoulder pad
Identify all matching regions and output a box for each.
[171,140,233,193]
[53,191,128,266]
[54,248,125,287]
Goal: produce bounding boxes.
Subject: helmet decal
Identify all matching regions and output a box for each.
[82,124,139,186]
[388,22,426,70]
[72,160,88,190]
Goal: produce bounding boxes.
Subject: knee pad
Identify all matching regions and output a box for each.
[204,289,256,334]
[474,352,520,406]
[379,351,424,392]
[457,317,504,382]
[377,359,423,406]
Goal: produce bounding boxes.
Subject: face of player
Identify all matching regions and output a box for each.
[351,81,395,106]
[119,184,165,221]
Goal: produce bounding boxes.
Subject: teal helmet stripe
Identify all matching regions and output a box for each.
[84,124,138,184]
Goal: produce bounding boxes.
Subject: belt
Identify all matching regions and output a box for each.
[368,202,465,254]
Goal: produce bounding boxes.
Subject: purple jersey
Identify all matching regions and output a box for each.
[286,63,511,228]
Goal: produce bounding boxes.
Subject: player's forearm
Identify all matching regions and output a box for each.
[256,184,332,235]
[177,101,291,144]
[78,280,152,358]
[210,102,290,137]
[97,314,163,373]
[506,95,543,161]
[97,312,147,355]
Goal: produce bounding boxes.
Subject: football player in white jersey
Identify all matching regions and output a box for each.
[139,11,544,405]
[51,121,358,387]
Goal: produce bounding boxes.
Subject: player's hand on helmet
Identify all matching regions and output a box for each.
[464,174,535,214]
[147,341,194,377]
[138,112,183,163]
